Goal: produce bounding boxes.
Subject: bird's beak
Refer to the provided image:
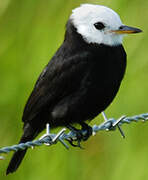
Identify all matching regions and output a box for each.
[112,25,142,34]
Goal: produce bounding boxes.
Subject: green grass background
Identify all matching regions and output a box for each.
[0,0,148,179]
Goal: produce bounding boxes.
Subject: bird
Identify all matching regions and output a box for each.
[6,3,142,175]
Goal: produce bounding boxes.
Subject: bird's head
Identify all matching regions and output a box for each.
[70,4,142,46]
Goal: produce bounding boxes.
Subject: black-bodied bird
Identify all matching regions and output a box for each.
[6,4,142,175]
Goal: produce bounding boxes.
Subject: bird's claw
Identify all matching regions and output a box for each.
[66,123,92,148]
[67,138,84,149]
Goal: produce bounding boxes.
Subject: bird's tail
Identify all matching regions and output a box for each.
[6,123,38,175]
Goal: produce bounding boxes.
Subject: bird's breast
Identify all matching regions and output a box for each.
[79,45,126,119]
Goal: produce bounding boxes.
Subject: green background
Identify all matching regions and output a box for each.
[0,0,148,179]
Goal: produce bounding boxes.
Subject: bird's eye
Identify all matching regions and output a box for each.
[94,22,105,30]
[119,26,124,30]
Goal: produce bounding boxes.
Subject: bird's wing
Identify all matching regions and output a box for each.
[22,52,92,123]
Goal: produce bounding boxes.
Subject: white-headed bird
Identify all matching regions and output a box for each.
[6,4,142,175]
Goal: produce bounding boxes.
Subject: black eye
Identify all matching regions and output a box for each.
[119,26,124,30]
[94,22,105,30]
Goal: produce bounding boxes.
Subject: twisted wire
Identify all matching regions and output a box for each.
[0,113,148,154]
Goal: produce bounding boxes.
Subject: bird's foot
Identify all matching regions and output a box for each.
[66,123,92,148]
[67,138,84,149]
[80,122,92,141]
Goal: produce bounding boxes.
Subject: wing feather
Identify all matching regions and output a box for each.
[22,51,91,123]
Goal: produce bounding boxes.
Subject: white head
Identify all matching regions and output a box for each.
[70,4,142,46]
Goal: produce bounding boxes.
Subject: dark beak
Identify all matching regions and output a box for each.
[112,25,142,34]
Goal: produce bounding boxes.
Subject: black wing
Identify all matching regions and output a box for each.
[22,51,92,123]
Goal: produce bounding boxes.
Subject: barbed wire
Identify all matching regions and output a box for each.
[0,112,148,157]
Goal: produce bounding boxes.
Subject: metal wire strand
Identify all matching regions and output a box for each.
[0,113,148,155]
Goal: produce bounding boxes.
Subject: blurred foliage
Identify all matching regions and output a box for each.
[0,0,148,179]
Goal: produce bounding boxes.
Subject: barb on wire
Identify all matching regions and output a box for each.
[0,112,148,156]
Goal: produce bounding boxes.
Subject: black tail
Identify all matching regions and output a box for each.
[6,123,38,175]
[6,148,27,175]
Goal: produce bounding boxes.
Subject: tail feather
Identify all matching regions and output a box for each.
[6,123,38,175]
[6,149,27,175]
